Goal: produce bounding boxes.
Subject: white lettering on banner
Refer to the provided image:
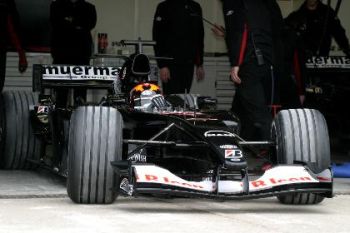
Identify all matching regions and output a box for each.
[42,65,119,81]
[204,130,235,138]
[134,165,330,194]
[306,56,350,69]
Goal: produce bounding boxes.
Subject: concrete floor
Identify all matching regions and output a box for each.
[0,195,350,233]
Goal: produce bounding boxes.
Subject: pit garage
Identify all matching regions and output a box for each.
[0,1,350,231]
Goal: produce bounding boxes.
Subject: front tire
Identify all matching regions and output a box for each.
[272,109,331,204]
[67,106,123,204]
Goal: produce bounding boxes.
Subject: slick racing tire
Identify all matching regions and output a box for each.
[67,106,123,204]
[0,91,42,169]
[272,109,331,205]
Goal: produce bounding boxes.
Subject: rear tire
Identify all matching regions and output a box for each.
[0,91,42,169]
[67,106,123,204]
[272,109,331,205]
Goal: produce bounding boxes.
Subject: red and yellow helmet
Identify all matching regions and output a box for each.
[129,83,161,107]
[131,83,161,93]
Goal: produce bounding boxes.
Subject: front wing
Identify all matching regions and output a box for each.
[116,164,333,200]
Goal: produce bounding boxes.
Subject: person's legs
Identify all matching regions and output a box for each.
[183,63,195,93]
[278,72,302,109]
[232,62,273,141]
[162,63,194,95]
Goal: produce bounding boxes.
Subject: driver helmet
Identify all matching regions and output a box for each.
[130,83,161,110]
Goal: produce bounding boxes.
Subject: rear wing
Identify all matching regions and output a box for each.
[32,64,120,92]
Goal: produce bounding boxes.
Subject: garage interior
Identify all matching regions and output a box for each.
[2,0,350,171]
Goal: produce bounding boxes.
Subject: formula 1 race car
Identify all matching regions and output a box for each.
[0,39,333,205]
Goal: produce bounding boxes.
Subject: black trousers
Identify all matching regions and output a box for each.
[279,72,302,109]
[162,63,194,95]
[231,60,275,141]
[0,50,6,92]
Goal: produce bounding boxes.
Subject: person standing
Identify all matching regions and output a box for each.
[0,0,27,92]
[50,0,97,66]
[280,25,307,108]
[152,0,205,95]
[285,0,350,57]
[222,0,285,141]
[50,0,96,106]
[211,22,306,109]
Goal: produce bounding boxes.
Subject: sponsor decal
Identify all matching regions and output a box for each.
[129,153,147,163]
[42,65,119,81]
[220,145,236,149]
[129,150,147,163]
[160,111,204,117]
[306,56,350,69]
[204,130,235,138]
[141,174,205,189]
[248,177,312,188]
[225,150,234,158]
[37,106,49,114]
[135,166,215,191]
[225,149,243,159]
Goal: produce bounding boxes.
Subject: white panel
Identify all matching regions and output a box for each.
[90,0,137,54]
[4,52,52,91]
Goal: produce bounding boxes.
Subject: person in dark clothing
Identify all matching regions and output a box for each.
[152,0,205,95]
[222,0,286,141]
[285,0,350,57]
[280,26,307,108]
[0,0,27,92]
[50,0,96,106]
[212,22,306,109]
[50,0,96,65]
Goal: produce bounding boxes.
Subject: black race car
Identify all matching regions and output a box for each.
[0,40,333,205]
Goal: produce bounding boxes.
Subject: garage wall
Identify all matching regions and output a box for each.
[88,0,298,55]
[88,0,225,55]
[7,0,349,55]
